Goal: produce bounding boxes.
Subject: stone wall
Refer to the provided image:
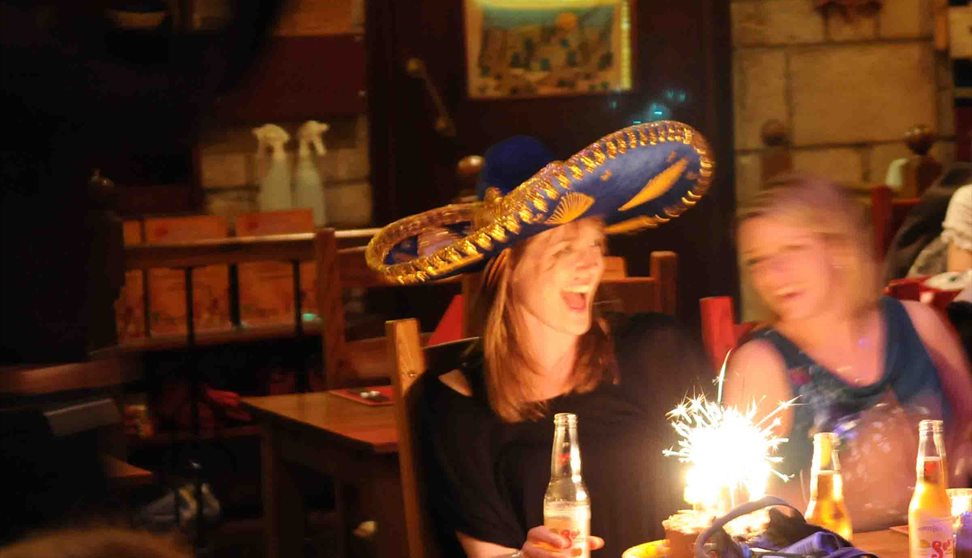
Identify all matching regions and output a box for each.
[732,0,956,204]
[198,115,373,227]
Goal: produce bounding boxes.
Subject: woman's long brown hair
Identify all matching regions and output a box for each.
[470,239,618,423]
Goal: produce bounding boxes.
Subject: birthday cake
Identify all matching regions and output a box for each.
[662,507,768,558]
[662,510,711,558]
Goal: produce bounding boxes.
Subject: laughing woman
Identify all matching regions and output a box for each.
[725,174,972,530]
[366,124,715,558]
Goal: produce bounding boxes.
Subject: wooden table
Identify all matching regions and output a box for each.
[242,391,404,558]
[855,529,908,558]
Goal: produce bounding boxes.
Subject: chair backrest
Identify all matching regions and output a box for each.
[870,185,921,260]
[597,251,678,316]
[699,296,756,371]
[386,318,475,558]
[315,233,461,389]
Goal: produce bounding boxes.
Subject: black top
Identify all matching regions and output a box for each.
[418,314,712,558]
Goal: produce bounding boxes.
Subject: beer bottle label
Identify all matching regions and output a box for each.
[911,518,955,558]
[544,505,591,558]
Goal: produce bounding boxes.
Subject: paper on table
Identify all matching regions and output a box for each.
[330,386,393,406]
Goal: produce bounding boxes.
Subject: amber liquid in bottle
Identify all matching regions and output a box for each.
[909,420,954,558]
[805,432,854,541]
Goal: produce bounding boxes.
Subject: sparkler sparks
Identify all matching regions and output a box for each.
[664,394,796,515]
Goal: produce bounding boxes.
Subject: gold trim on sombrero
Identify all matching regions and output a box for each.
[545,192,595,225]
[366,121,715,285]
[618,157,689,212]
[604,215,666,234]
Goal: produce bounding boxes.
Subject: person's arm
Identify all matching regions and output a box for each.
[723,339,795,437]
[724,339,805,504]
[420,378,532,552]
[457,528,605,558]
[942,185,972,273]
[457,532,519,558]
[947,242,972,272]
[901,300,972,481]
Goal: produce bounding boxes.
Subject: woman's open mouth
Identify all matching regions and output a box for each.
[561,285,593,312]
[774,288,802,305]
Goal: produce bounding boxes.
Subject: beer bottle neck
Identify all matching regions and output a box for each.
[551,419,583,480]
[810,432,841,472]
[809,432,844,500]
[916,428,948,488]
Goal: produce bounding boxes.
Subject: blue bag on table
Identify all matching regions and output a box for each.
[695,497,877,558]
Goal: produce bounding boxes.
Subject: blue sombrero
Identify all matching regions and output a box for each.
[366,121,714,285]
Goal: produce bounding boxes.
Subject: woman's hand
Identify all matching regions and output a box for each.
[518,526,604,557]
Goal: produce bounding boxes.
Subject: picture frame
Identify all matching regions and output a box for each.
[464,0,633,100]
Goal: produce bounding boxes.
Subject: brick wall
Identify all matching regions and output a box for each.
[732,0,956,204]
[198,115,372,227]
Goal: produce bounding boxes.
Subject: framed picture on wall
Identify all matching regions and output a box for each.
[464,0,633,100]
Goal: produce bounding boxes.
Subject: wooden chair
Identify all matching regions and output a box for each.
[871,184,921,260]
[320,240,462,389]
[386,318,475,558]
[699,296,756,371]
[596,251,678,316]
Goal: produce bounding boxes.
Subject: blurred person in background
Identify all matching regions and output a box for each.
[726,174,972,530]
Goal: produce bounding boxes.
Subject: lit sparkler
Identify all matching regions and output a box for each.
[663,351,796,515]
[664,394,795,514]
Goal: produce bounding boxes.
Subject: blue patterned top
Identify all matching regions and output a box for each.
[749,297,948,477]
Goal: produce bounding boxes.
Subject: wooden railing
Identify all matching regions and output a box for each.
[120,226,463,390]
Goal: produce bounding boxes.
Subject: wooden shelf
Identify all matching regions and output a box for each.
[0,354,143,397]
[116,320,322,352]
[128,424,261,447]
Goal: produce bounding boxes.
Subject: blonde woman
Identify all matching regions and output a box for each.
[367,125,714,558]
[725,174,972,529]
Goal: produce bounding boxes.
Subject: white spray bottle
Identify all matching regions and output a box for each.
[253,124,292,211]
[293,120,330,226]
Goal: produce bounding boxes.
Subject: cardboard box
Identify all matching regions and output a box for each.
[115,220,146,342]
[144,215,231,336]
[234,209,317,327]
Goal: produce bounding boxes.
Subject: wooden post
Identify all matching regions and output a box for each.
[314,228,347,390]
[759,119,792,184]
[650,251,678,316]
[901,124,942,198]
[455,155,484,202]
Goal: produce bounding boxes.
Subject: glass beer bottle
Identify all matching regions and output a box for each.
[544,413,591,558]
[805,432,854,541]
[909,419,954,558]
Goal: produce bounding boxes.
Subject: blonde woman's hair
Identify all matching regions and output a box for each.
[470,241,618,423]
[735,173,879,321]
[0,527,188,558]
